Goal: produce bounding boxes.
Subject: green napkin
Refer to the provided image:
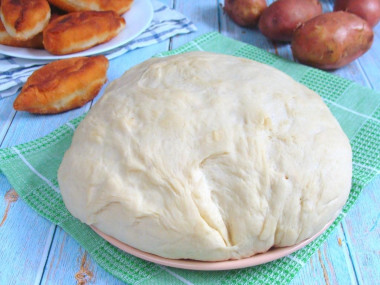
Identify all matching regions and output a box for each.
[1,32,379,285]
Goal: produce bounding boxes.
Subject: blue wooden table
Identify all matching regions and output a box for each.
[0,0,379,284]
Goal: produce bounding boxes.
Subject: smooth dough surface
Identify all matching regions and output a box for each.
[58,52,352,261]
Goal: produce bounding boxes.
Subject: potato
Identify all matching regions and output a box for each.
[334,0,380,27]
[291,12,374,70]
[258,0,322,42]
[224,0,267,27]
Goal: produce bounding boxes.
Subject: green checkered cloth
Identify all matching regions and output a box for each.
[1,32,379,284]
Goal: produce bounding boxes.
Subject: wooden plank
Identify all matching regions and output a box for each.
[0,97,16,144]
[0,180,55,284]
[170,0,219,49]
[356,24,380,90]
[291,226,359,285]
[40,227,125,285]
[340,176,380,284]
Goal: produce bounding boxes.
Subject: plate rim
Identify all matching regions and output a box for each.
[90,219,333,271]
[0,0,153,60]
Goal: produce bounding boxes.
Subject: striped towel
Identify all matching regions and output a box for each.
[0,0,196,98]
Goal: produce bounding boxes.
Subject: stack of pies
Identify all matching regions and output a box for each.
[0,0,132,54]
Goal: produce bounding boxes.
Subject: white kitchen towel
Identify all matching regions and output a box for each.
[0,0,196,98]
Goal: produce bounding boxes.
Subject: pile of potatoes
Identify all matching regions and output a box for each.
[224,0,380,70]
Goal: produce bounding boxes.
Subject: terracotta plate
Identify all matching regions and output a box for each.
[90,219,333,271]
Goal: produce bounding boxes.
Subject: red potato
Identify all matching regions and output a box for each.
[224,0,267,27]
[334,0,380,27]
[291,12,374,70]
[258,0,322,42]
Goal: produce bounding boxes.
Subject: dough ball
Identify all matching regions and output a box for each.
[58,52,352,261]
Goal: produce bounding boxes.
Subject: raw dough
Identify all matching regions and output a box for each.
[58,52,352,261]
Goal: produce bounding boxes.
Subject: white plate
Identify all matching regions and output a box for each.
[0,0,153,60]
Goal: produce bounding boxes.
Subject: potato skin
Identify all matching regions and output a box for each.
[258,0,322,42]
[334,0,380,27]
[291,12,374,70]
[224,0,267,27]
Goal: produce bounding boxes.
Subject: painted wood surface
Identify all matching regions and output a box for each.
[0,0,379,284]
